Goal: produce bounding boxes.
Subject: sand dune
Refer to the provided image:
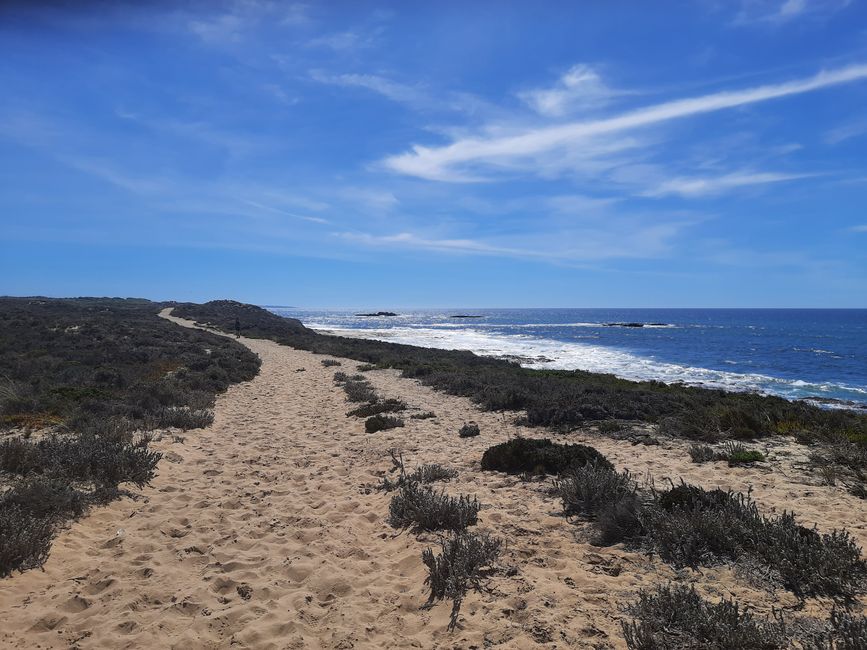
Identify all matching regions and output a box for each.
[0,310,864,648]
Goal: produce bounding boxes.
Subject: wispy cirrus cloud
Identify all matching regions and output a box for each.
[644,170,815,197]
[731,0,851,26]
[383,63,867,183]
[824,119,867,144]
[309,70,426,107]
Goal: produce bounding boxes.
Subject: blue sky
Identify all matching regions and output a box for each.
[2,0,866,308]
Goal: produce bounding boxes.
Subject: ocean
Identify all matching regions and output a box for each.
[267,308,867,410]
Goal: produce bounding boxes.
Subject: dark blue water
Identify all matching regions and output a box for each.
[269,308,867,408]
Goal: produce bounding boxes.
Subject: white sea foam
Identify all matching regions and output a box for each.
[310,324,865,403]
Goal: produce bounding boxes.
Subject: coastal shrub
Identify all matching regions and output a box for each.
[149,406,213,430]
[0,434,161,489]
[422,531,502,630]
[333,371,349,383]
[556,463,645,544]
[621,584,788,649]
[410,411,436,419]
[388,481,479,532]
[556,462,637,518]
[2,477,89,520]
[687,442,764,465]
[598,420,623,433]
[365,414,404,433]
[458,422,480,438]
[480,438,612,475]
[816,609,867,650]
[380,450,458,491]
[357,364,378,372]
[343,380,378,403]
[347,399,406,418]
[689,444,717,463]
[0,504,55,578]
[321,359,341,367]
[646,483,867,600]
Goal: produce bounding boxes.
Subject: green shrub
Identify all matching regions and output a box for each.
[422,531,502,630]
[480,438,612,475]
[357,364,378,372]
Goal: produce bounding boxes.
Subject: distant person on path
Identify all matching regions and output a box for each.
[235,317,241,338]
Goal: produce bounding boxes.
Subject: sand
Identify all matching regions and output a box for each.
[0,309,864,648]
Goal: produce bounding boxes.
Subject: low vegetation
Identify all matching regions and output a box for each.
[0,297,260,578]
[321,359,341,367]
[365,414,404,433]
[563,463,867,600]
[458,422,480,438]
[689,442,765,466]
[347,398,407,418]
[621,584,789,649]
[388,480,480,533]
[422,531,502,631]
[380,450,458,491]
[410,411,436,420]
[480,437,613,475]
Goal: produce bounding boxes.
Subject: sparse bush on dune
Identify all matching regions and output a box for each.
[556,462,634,513]
[388,480,479,533]
[321,359,341,367]
[357,363,378,372]
[410,411,436,420]
[365,414,404,433]
[814,609,867,650]
[380,450,458,491]
[458,422,480,438]
[0,504,55,578]
[348,399,406,418]
[422,531,502,631]
[621,583,789,650]
[480,437,613,475]
[342,379,378,403]
[645,483,867,600]
[688,442,764,466]
[689,444,717,463]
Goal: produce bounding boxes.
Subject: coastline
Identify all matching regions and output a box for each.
[1,310,864,648]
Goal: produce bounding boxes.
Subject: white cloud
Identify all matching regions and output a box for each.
[383,63,867,182]
[238,199,329,224]
[850,224,867,232]
[824,120,867,144]
[309,70,425,106]
[518,64,619,117]
[732,0,850,25]
[644,171,814,197]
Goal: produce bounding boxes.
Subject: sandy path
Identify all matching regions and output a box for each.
[0,310,864,649]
